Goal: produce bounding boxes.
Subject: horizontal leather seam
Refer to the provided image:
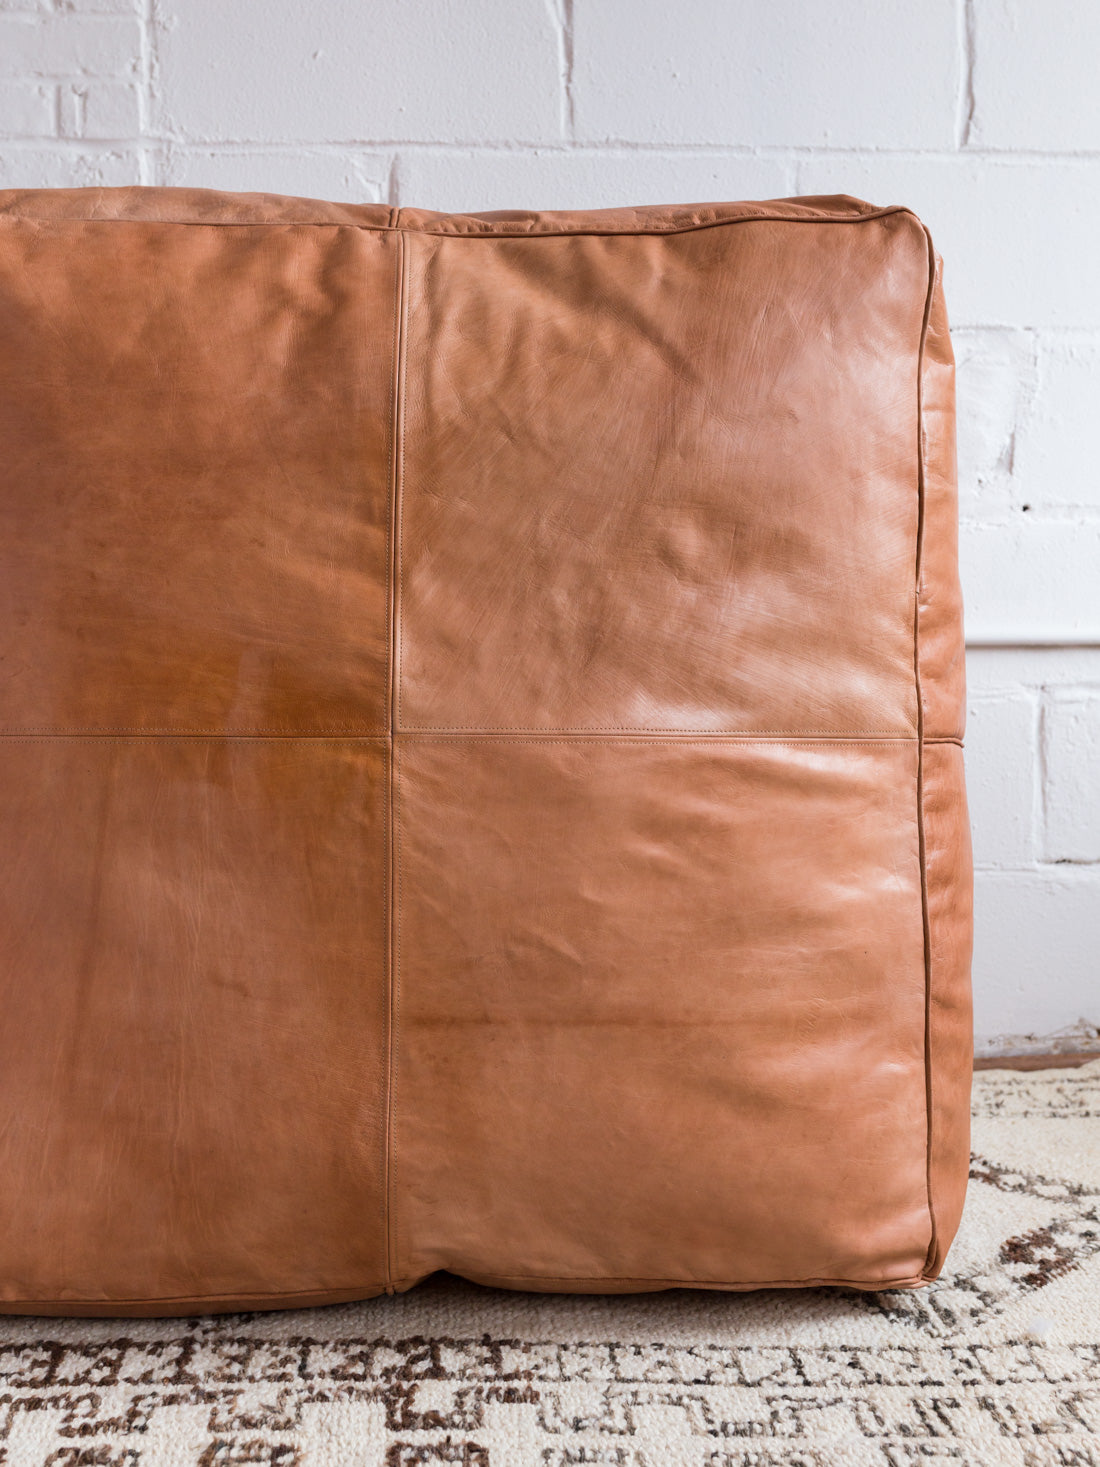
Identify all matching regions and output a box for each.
[388,736,942,747]
[0,732,391,740]
[0,734,963,747]
[0,206,913,239]
[398,727,918,736]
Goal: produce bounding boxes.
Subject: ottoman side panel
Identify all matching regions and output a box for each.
[917,251,974,1277]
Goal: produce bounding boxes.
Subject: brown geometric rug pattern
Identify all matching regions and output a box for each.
[1,1062,1097,1465]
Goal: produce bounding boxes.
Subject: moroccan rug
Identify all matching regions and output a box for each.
[1,1062,1097,1466]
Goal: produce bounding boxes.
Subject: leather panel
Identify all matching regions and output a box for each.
[392,738,932,1289]
[0,738,388,1308]
[0,220,395,734]
[397,215,929,734]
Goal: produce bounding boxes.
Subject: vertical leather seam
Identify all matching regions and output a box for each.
[383,228,409,1293]
[914,225,939,1276]
[395,239,412,736]
[392,233,411,1286]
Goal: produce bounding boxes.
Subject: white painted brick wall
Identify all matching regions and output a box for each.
[1042,692,1100,863]
[0,0,1095,1055]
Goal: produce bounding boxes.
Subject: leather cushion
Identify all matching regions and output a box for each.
[0,188,972,1314]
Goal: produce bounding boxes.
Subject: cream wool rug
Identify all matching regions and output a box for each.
[1,1062,1097,1467]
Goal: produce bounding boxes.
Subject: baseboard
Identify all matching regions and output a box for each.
[974,1052,1099,1071]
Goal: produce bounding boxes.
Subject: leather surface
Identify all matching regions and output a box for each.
[0,187,972,1314]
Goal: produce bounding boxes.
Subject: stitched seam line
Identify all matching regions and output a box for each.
[398,726,915,736]
[379,229,397,1295]
[385,740,399,1294]
[390,228,412,1291]
[395,255,410,733]
[384,227,410,1294]
[0,737,387,744]
[381,228,401,1294]
[0,732,963,742]
[392,738,927,748]
[0,727,389,735]
[382,228,403,1292]
[914,227,938,1277]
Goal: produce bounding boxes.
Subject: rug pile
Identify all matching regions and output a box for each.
[2,1061,1097,1465]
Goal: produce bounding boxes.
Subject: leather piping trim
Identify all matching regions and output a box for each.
[384,226,410,1295]
[913,225,939,1279]
[397,725,918,735]
[391,738,927,748]
[382,206,913,240]
[0,204,915,239]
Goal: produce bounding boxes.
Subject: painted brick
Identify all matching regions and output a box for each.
[970,0,1100,151]
[0,79,54,135]
[59,80,140,138]
[53,0,141,11]
[795,154,1100,328]
[0,14,140,78]
[966,647,1100,698]
[0,145,138,186]
[394,148,795,216]
[961,520,1100,644]
[163,147,390,202]
[79,79,140,137]
[953,328,1037,519]
[1042,691,1100,863]
[965,695,1037,869]
[973,872,1100,1042]
[572,0,957,149]
[1013,336,1100,512]
[156,0,562,144]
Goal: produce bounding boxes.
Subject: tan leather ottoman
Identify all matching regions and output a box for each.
[0,188,972,1315]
